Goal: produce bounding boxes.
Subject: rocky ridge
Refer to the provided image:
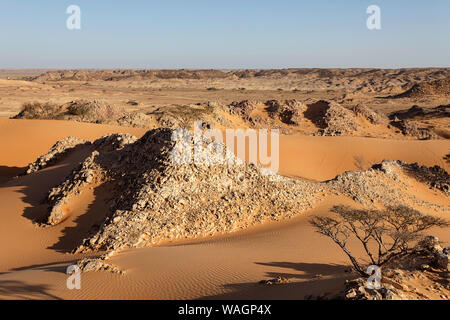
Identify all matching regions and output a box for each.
[30,68,450,94]
[38,129,323,255]
[24,130,448,263]
[395,77,450,98]
[25,136,88,174]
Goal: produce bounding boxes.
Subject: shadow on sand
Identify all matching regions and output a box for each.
[0,280,61,299]
[200,261,351,300]
[47,182,113,253]
[16,145,92,224]
[0,165,25,185]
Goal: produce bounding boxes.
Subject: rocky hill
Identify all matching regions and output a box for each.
[29,68,450,94]
[395,77,450,98]
[23,129,448,263]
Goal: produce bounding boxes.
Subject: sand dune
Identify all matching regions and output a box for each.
[278,134,449,181]
[0,119,448,299]
[0,119,147,168]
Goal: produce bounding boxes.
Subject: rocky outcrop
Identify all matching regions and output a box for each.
[227,100,260,118]
[116,112,156,128]
[304,100,360,136]
[351,104,387,125]
[45,134,137,225]
[40,129,322,253]
[329,160,428,207]
[265,99,306,125]
[32,131,447,258]
[77,258,123,274]
[402,162,450,196]
[390,119,439,140]
[394,77,450,98]
[389,104,450,121]
[418,236,450,271]
[25,136,88,174]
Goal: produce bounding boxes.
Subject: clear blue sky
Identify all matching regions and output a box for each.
[0,0,449,69]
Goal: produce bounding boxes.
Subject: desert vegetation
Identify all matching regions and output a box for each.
[310,205,449,276]
[12,101,64,120]
[13,99,125,124]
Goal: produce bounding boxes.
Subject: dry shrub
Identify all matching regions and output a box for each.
[310,205,449,276]
[66,100,125,123]
[12,101,63,119]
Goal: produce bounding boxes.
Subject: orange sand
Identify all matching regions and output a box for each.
[0,119,448,299]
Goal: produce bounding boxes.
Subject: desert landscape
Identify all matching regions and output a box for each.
[0,68,448,300]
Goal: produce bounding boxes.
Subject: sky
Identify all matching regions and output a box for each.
[0,0,449,69]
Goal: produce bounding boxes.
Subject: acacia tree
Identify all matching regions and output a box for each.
[310,205,449,277]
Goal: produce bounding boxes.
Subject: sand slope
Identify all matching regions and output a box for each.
[0,119,448,300]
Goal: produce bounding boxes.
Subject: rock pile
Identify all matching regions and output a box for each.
[46,134,137,225]
[265,99,306,125]
[224,99,390,137]
[418,236,450,270]
[227,100,260,118]
[27,131,448,260]
[25,136,88,174]
[402,162,450,196]
[77,258,123,274]
[350,104,387,125]
[306,100,360,136]
[329,160,448,210]
[390,119,439,140]
[224,99,306,132]
[116,112,156,128]
[39,129,322,253]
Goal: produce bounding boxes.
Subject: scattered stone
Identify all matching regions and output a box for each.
[126,100,139,106]
[259,276,290,285]
[77,258,123,274]
[420,264,430,271]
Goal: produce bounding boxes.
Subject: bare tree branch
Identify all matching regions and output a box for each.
[310,205,449,276]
